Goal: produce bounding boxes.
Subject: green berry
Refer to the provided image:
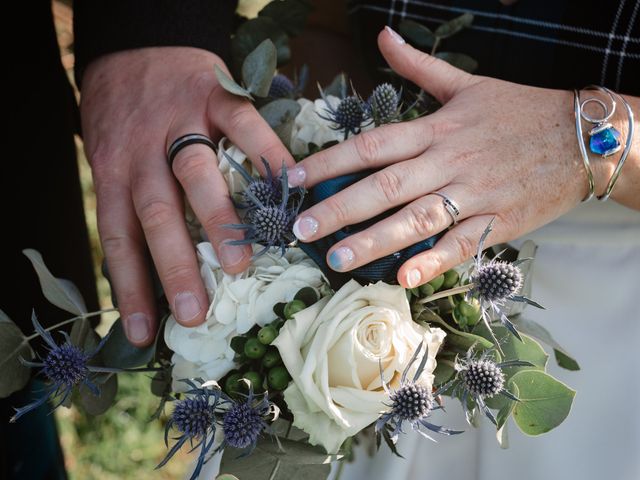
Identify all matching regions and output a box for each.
[242,371,263,391]
[258,325,278,345]
[224,372,243,395]
[244,337,267,359]
[419,283,435,297]
[442,269,460,289]
[458,299,481,325]
[230,336,248,354]
[262,348,282,368]
[427,274,445,292]
[273,302,286,319]
[267,366,291,391]
[294,287,319,306]
[284,300,306,319]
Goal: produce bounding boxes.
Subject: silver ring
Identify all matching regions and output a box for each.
[167,133,216,167]
[432,192,460,226]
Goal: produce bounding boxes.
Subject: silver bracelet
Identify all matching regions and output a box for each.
[575,85,635,202]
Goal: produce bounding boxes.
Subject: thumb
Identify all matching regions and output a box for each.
[378,26,472,104]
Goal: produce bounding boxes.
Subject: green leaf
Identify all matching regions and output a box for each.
[323,73,347,98]
[150,368,172,397]
[0,310,33,398]
[423,313,493,350]
[496,423,509,449]
[259,0,313,36]
[511,316,580,370]
[214,65,253,100]
[399,19,436,49]
[509,240,538,316]
[100,318,155,369]
[79,372,118,416]
[232,17,290,72]
[554,349,580,371]
[510,370,575,435]
[489,381,519,430]
[217,475,240,480]
[242,39,278,97]
[70,317,95,351]
[23,249,87,315]
[434,52,478,73]
[259,98,301,145]
[434,12,474,39]
[433,360,456,385]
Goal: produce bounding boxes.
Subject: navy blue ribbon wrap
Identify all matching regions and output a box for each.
[297,171,442,289]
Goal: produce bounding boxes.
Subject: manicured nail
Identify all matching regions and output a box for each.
[174,291,202,324]
[385,26,406,44]
[288,165,306,187]
[406,269,422,288]
[124,312,151,343]
[293,216,319,241]
[220,239,249,269]
[328,246,355,272]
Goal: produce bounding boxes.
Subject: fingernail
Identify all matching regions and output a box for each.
[385,26,406,44]
[293,216,319,241]
[125,312,151,343]
[219,239,249,269]
[174,291,202,324]
[328,246,355,272]
[406,269,422,288]
[288,165,306,187]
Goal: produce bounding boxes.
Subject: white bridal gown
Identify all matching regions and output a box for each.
[337,201,640,480]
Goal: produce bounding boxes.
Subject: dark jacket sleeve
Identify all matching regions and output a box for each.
[73,0,238,86]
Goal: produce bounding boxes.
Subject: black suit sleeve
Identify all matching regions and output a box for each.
[73,0,238,86]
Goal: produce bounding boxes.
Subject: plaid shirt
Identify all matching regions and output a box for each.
[348,0,639,94]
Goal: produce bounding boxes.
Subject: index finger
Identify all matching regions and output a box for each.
[209,88,295,176]
[286,118,437,188]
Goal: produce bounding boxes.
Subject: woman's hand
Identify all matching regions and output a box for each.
[81,47,294,346]
[288,27,625,288]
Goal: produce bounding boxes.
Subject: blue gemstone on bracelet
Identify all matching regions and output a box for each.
[589,126,621,155]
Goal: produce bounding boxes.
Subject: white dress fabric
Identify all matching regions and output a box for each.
[336,201,640,480]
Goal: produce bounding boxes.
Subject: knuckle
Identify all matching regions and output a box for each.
[162,262,196,288]
[201,205,237,233]
[405,204,438,238]
[137,197,178,232]
[101,233,133,259]
[228,105,256,132]
[415,52,439,74]
[451,233,475,261]
[172,150,210,183]
[372,169,403,204]
[324,196,351,225]
[354,131,383,166]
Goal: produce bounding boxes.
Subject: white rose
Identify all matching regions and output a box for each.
[272,280,446,453]
[165,243,327,387]
[290,96,343,155]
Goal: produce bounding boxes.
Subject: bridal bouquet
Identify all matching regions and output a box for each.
[0,5,578,480]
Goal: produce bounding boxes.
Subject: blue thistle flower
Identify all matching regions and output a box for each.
[10,312,109,423]
[221,380,276,454]
[158,379,226,480]
[317,87,369,139]
[367,83,402,126]
[223,152,304,256]
[269,74,295,98]
[467,219,544,350]
[439,346,533,426]
[376,342,463,444]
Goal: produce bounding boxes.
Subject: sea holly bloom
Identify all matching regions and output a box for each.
[158,379,225,480]
[467,219,544,347]
[221,379,279,454]
[376,342,463,444]
[317,87,368,139]
[10,313,109,423]
[223,152,305,256]
[440,347,533,426]
[367,83,402,126]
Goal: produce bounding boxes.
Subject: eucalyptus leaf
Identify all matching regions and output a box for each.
[496,423,509,449]
[100,318,155,369]
[399,19,436,49]
[259,98,301,145]
[511,316,580,370]
[151,368,172,397]
[23,249,87,315]
[70,317,95,351]
[215,65,253,100]
[435,52,478,73]
[79,372,118,416]
[509,240,537,316]
[433,360,456,386]
[434,12,474,39]
[323,72,348,98]
[423,313,493,350]
[242,39,278,97]
[259,0,312,36]
[217,475,240,480]
[232,17,290,71]
[0,310,33,398]
[511,370,575,435]
[489,381,519,430]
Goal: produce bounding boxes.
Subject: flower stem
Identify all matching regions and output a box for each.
[25,308,117,342]
[431,37,441,56]
[268,459,281,480]
[335,458,346,480]
[417,284,474,304]
[90,366,162,374]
